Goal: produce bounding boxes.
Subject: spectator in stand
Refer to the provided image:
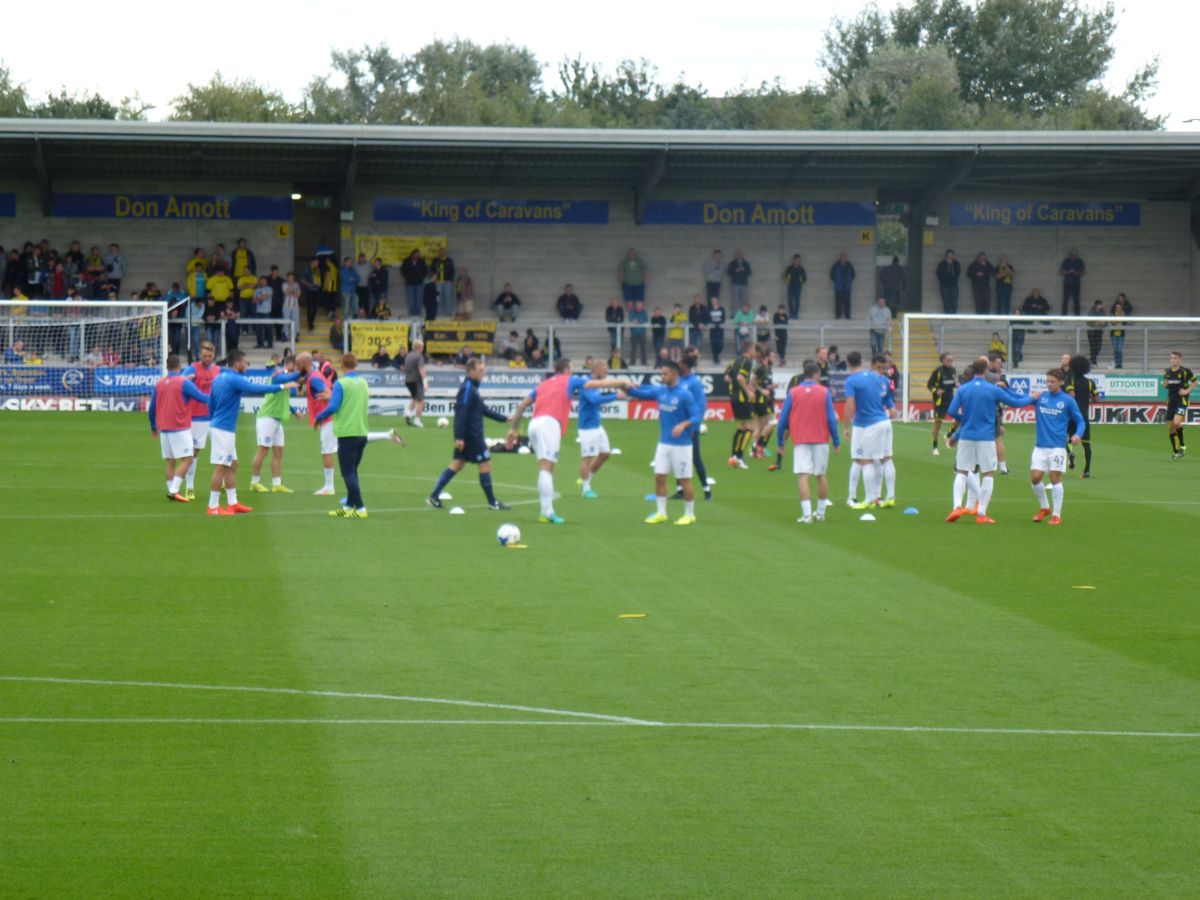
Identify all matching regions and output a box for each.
[103,243,127,296]
[371,346,391,368]
[1112,292,1133,316]
[83,246,104,297]
[604,297,625,350]
[494,283,521,322]
[24,245,46,298]
[608,347,625,370]
[231,238,256,279]
[727,249,752,309]
[935,249,961,315]
[452,345,474,366]
[783,254,807,319]
[367,257,388,314]
[967,252,994,315]
[187,295,206,354]
[208,267,234,307]
[330,312,344,350]
[186,248,207,295]
[628,299,649,366]
[650,306,667,360]
[1110,296,1128,368]
[222,300,240,352]
[1060,248,1085,315]
[400,249,428,317]
[301,259,320,329]
[869,296,892,356]
[46,261,68,299]
[317,255,339,320]
[1012,287,1049,366]
[668,304,687,361]
[556,284,583,320]
[4,339,25,362]
[1086,300,1107,366]
[210,243,229,272]
[732,301,754,354]
[687,294,709,347]
[989,331,1008,363]
[431,247,455,318]
[528,348,545,368]
[374,297,393,320]
[522,328,540,364]
[704,249,723,301]
[830,251,855,319]
[499,330,521,360]
[267,265,285,340]
[994,255,1015,315]
[708,296,726,364]
[64,241,84,281]
[422,278,439,321]
[236,266,258,325]
[879,255,905,317]
[618,247,646,307]
[773,304,789,363]
[282,272,302,345]
[4,248,21,296]
[754,305,771,345]
[84,344,103,366]
[353,253,372,316]
[254,276,274,349]
[455,266,475,319]
[340,256,360,320]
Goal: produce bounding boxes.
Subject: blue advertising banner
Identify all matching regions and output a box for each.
[93,366,160,394]
[374,197,609,225]
[0,193,15,217]
[0,366,90,395]
[641,201,877,227]
[51,193,293,221]
[949,201,1140,227]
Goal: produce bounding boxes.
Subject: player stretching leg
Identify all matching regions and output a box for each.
[427,357,512,511]
[945,358,1036,524]
[182,340,220,499]
[205,350,293,516]
[148,354,210,502]
[1031,368,1085,526]
[777,360,840,522]
[1165,351,1196,458]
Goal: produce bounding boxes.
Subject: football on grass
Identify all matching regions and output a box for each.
[497,523,521,546]
[437,417,450,428]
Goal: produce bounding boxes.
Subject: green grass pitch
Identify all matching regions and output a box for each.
[1,412,1197,897]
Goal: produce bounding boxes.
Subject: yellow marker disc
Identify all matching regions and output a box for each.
[618,613,647,619]
[1072,585,1096,590]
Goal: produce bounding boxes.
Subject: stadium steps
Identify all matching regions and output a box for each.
[899,318,940,400]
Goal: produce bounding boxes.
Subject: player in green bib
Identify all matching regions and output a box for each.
[250,356,303,493]
[313,353,375,518]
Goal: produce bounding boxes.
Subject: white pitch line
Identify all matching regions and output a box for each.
[0,717,1196,739]
[1,677,1196,738]
[0,676,661,725]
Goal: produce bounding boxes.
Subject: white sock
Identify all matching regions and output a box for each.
[367,431,389,442]
[324,467,335,490]
[168,476,181,494]
[225,487,238,506]
[1000,461,1009,474]
[250,475,261,484]
[684,500,695,517]
[1051,483,1064,516]
[209,490,221,508]
[883,460,896,500]
[801,499,812,517]
[1032,481,1048,508]
[272,477,281,486]
[165,479,172,493]
[538,470,555,516]
[978,476,994,515]
[953,472,967,508]
[818,497,829,514]
[656,496,667,515]
[186,469,196,490]
[848,462,862,501]
[862,464,878,505]
[581,478,591,493]
[870,462,883,502]
[966,471,981,507]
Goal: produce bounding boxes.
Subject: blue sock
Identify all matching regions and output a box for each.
[431,468,456,498]
[479,472,497,505]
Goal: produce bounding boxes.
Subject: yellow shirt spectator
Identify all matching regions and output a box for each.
[208,272,234,303]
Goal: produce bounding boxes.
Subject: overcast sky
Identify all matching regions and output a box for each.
[4,0,1195,128]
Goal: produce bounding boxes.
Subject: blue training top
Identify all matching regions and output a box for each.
[844,369,892,427]
[625,382,700,446]
[948,376,1034,440]
[454,376,510,443]
[1034,388,1086,448]
[577,387,617,431]
[679,372,707,438]
[208,371,284,432]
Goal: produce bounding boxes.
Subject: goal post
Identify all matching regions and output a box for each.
[1,299,170,402]
[900,313,1200,423]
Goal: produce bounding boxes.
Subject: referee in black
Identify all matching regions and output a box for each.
[426,357,511,510]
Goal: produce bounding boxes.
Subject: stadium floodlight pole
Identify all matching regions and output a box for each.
[900,313,1200,423]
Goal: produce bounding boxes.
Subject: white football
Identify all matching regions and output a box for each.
[517,445,532,455]
[437,417,450,428]
[497,523,521,546]
[700,423,708,434]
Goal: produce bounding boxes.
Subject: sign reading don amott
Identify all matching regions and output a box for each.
[51,193,293,220]
[642,201,876,227]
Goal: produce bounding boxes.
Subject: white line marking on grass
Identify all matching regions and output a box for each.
[0,717,1197,738]
[0,498,541,521]
[0,676,661,725]
[1,677,1196,738]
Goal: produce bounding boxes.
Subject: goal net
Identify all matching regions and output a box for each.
[1,299,170,404]
[899,313,1200,423]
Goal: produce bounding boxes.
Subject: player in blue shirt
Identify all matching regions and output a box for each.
[671,348,713,502]
[576,360,620,499]
[205,349,294,515]
[945,358,1037,524]
[427,357,513,511]
[841,351,896,508]
[1030,368,1085,525]
[608,361,702,525]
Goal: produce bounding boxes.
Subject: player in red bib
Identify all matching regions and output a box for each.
[180,340,220,498]
[148,354,211,502]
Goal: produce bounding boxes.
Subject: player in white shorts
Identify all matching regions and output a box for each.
[1030,367,1085,525]
[955,438,998,475]
[576,361,619,498]
[250,358,303,493]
